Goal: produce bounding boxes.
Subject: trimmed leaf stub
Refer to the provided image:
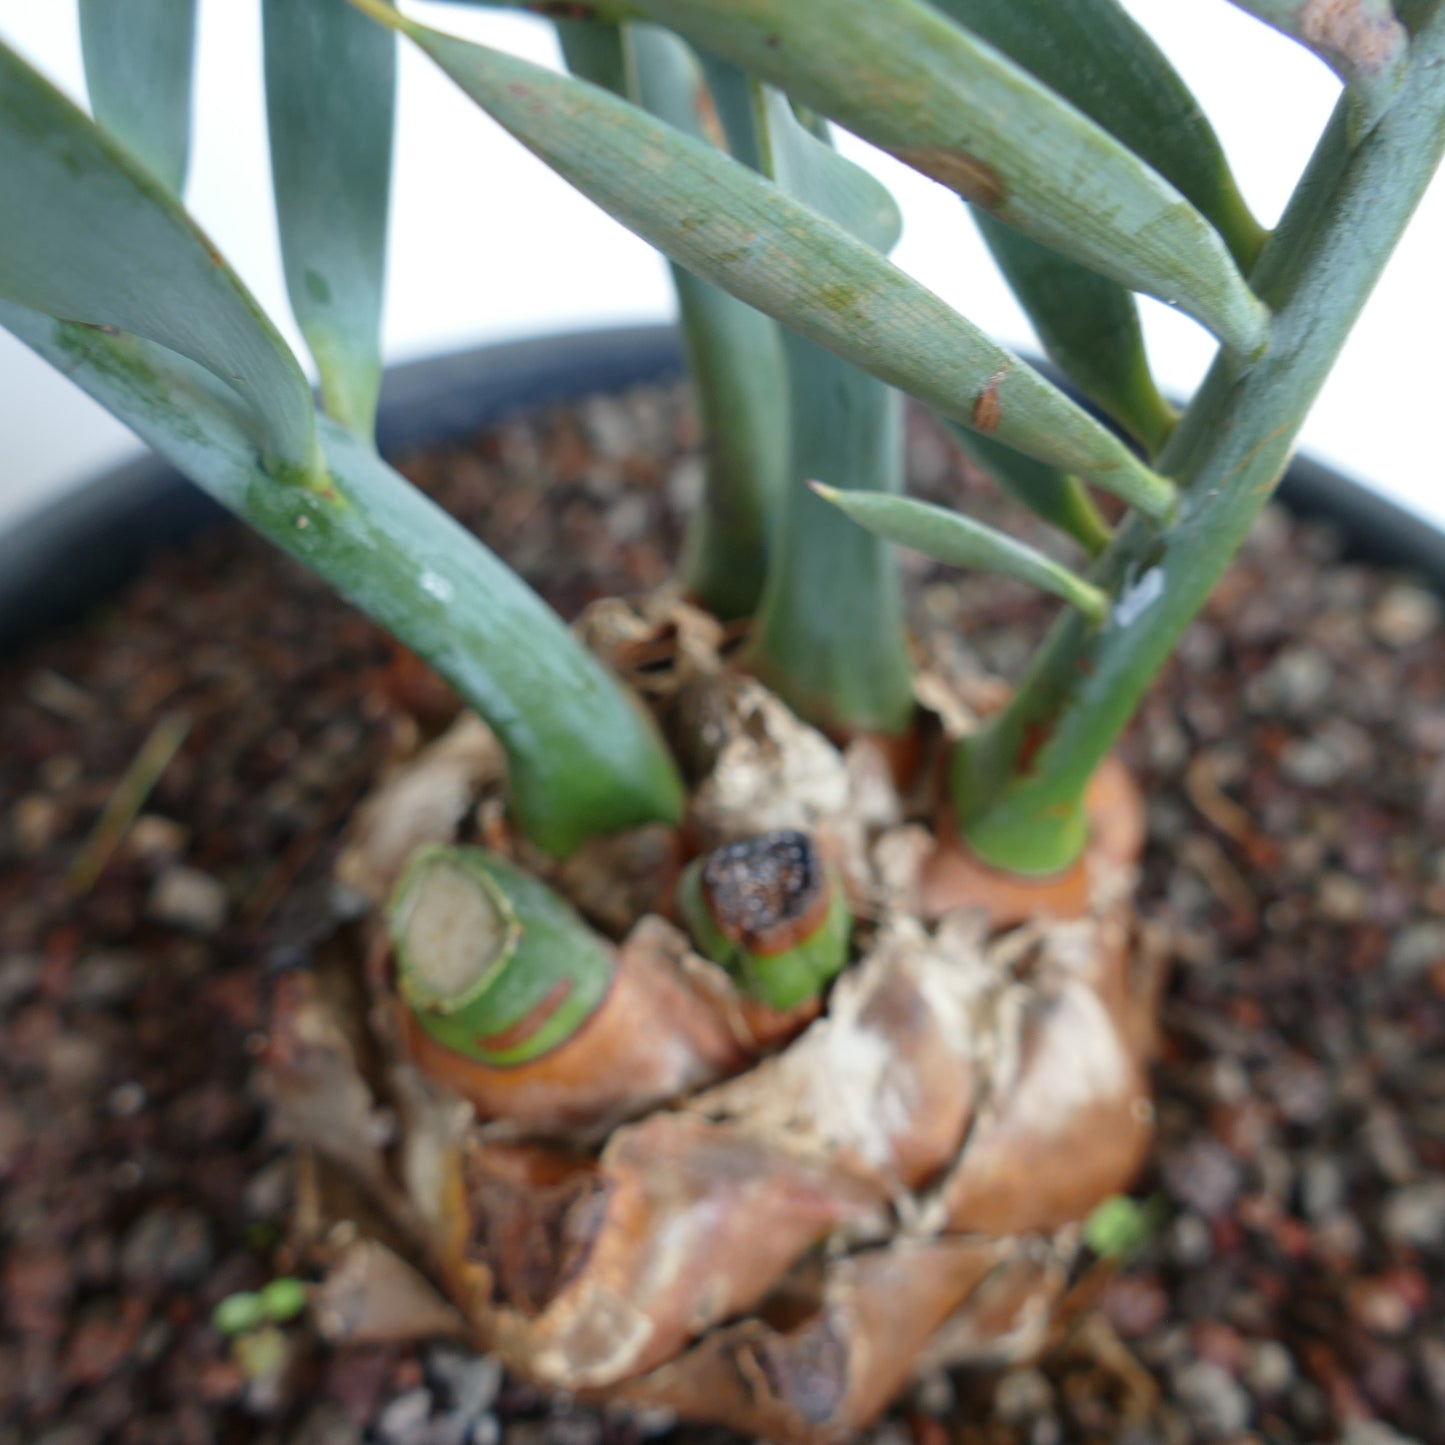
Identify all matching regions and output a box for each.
[389,847,611,1067]
[270,601,1162,1442]
[679,831,853,1010]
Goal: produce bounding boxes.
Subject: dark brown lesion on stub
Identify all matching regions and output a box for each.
[701,830,829,956]
[461,1145,609,1316]
[890,146,1006,211]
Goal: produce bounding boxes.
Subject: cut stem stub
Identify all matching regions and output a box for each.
[678,830,852,1011]
[388,845,613,1067]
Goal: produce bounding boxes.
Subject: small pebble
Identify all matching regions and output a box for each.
[1168,1212,1214,1267]
[0,953,42,1009]
[289,1404,362,1445]
[1386,920,1445,981]
[148,866,229,934]
[426,1346,503,1421]
[71,951,145,1007]
[1369,582,1440,647]
[1381,1180,1445,1249]
[993,1368,1052,1423]
[1162,1139,1242,1219]
[1298,1154,1346,1221]
[1243,1339,1295,1397]
[1171,1359,1250,1437]
[377,1388,433,1445]
[1342,1422,1424,1445]
[1246,645,1333,716]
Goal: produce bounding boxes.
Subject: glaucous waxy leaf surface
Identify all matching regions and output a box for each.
[0,301,685,856]
[974,213,1176,456]
[929,0,1267,267]
[1225,0,1407,131]
[628,0,1270,356]
[615,24,789,619]
[264,0,396,439]
[79,0,197,196]
[813,485,1109,622]
[0,41,318,480]
[361,6,1175,516]
[941,420,1112,558]
[754,88,902,256]
[744,86,914,733]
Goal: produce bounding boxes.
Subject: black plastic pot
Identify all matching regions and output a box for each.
[2,324,1442,656]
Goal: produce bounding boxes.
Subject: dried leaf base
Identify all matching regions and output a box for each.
[266,599,1163,1444]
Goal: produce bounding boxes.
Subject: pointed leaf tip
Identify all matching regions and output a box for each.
[819,487,1110,622]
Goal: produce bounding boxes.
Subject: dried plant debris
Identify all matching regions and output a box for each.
[268,527,1154,1443]
[2,386,1443,1443]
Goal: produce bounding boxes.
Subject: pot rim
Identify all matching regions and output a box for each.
[2,323,1441,656]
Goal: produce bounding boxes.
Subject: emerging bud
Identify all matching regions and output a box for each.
[388,846,612,1066]
[678,830,852,1010]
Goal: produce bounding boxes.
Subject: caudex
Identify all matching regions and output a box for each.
[3,0,1442,1437]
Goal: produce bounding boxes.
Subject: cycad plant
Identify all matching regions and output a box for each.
[4,0,1443,1437]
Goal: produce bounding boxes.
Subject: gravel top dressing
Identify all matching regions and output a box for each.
[2,384,1443,1445]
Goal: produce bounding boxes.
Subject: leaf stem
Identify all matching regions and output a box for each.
[954,18,1445,873]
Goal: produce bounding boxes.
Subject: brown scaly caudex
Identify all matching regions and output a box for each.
[15,0,1439,1435]
[265,600,1165,1443]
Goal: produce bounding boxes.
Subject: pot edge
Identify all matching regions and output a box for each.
[2,324,1441,656]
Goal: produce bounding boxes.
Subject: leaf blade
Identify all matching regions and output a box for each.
[383,16,1176,516]
[0,40,317,478]
[929,0,1267,268]
[0,299,684,854]
[79,0,197,195]
[755,88,902,254]
[618,24,790,618]
[264,0,396,439]
[1225,0,1407,132]
[813,485,1108,621]
[941,419,1112,557]
[631,0,1269,354]
[974,212,1176,455]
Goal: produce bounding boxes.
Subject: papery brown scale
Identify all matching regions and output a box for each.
[942,922,1153,1236]
[447,1113,884,1389]
[620,1239,1003,1445]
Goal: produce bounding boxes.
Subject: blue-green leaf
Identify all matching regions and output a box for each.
[79,0,197,196]
[812,485,1109,622]
[942,420,1112,558]
[360,7,1176,517]
[744,85,913,732]
[929,0,1267,268]
[0,40,318,480]
[694,49,763,169]
[974,213,1176,456]
[621,24,789,619]
[629,0,1269,355]
[1225,0,1407,134]
[0,300,684,854]
[555,17,628,96]
[756,87,901,255]
[264,0,396,439]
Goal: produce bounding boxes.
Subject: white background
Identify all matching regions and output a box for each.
[1,0,1442,531]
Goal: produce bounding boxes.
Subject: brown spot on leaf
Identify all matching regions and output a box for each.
[971,367,1009,434]
[891,146,1005,209]
[1298,0,1405,77]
